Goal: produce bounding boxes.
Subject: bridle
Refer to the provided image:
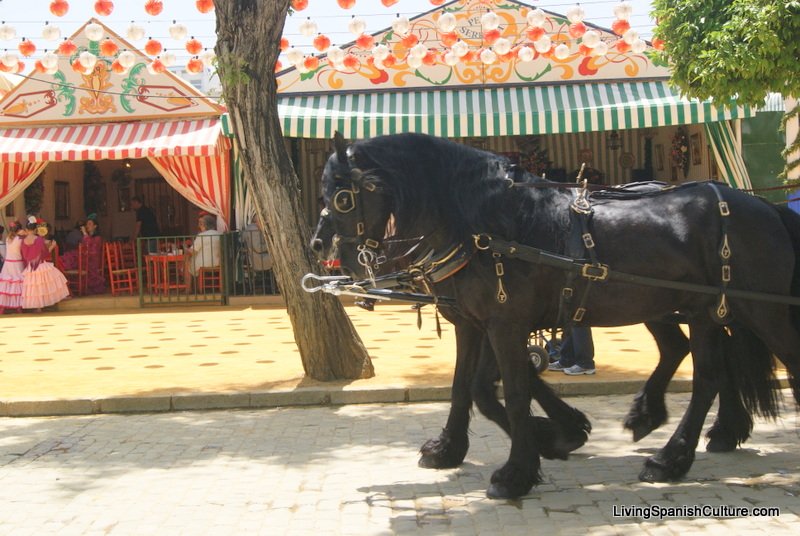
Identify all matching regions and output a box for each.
[329,165,388,281]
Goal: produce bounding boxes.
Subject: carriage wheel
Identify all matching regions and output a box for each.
[528,345,550,374]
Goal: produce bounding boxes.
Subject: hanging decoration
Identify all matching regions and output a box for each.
[84,22,105,42]
[298,18,317,38]
[186,37,203,55]
[381,0,399,7]
[312,34,331,52]
[147,58,166,74]
[144,0,164,17]
[126,23,145,41]
[160,51,176,67]
[99,38,119,57]
[391,16,410,37]
[355,33,374,50]
[40,51,59,70]
[18,38,36,57]
[200,49,216,67]
[671,128,690,177]
[94,1,114,16]
[196,0,214,13]
[49,0,69,17]
[337,0,356,9]
[117,50,135,68]
[57,38,77,56]
[169,22,189,41]
[41,23,61,42]
[0,23,17,41]
[1,51,19,69]
[144,38,163,56]
[348,17,366,36]
[111,59,126,74]
[187,57,204,73]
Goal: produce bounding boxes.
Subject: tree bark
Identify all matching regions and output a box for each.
[214,0,374,381]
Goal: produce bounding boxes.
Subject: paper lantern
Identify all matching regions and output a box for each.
[117,50,136,68]
[517,45,534,62]
[18,39,36,57]
[481,11,500,30]
[299,18,317,37]
[462,50,477,63]
[342,53,359,70]
[631,39,647,54]
[592,41,609,57]
[381,0,399,6]
[147,59,166,74]
[337,0,356,9]
[400,33,418,49]
[94,1,114,16]
[35,60,48,74]
[200,49,216,67]
[582,30,601,48]
[355,33,374,50]
[303,55,319,71]
[493,37,511,56]
[652,38,665,51]
[391,16,410,37]
[71,58,87,73]
[99,40,120,58]
[578,44,592,56]
[443,51,458,66]
[186,38,203,55]
[615,39,631,53]
[145,38,163,56]
[0,23,17,41]
[372,45,389,64]
[279,37,289,51]
[526,8,546,27]
[111,59,127,74]
[79,51,98,70]
[451,40,468,58]
[409,43,427,59]
[1,52,19,68]
[533,36,551,54]
[441,32,458,47]
[526,27,545,42]
[381,54,396,68]
[57,38,77,56]
[196,0,214,13]
[41,24,61,42]
[160,51,176,67]
[611,19,630,36]
[437,13,457,33]
[569,22,587,39]
[145,1,163,16]
[613,1,634,21]
[274,60,282,72]
[479,48,497,65]
[169,22,188,41]
[187,57,204,73]
[41,51,59,69]
[49,0,69,17]
[622,29,639,45]
[430,0,445,5]
[313,34,331,52]
[291,0,308,10]
[348,17,366,36]
[285,47,303,66]
[566,5,585,24]
[126,23,145,41]
[407,55,422,69]
[85,22,104,42]
[553,43,570,60]
[483,29,500,45]
[327,47,345,64]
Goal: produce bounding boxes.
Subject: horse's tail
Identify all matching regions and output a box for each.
[721,322,780,420]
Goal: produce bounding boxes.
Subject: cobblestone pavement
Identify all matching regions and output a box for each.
[0,392,798,535]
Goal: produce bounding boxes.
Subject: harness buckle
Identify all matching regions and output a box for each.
[581,263,609,281]
[721,265,731,283]
[364,238,380,249]
[561,287,573,299]
[573,307,586,322]
[582,233,595,249]
[473,234,491,251]
[357,222,365,236]
[718,201,730,217]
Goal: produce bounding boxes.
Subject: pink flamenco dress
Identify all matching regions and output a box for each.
[20,236,69,310]
[0,236,24,312]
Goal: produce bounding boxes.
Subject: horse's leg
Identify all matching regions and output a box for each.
[418,321,482,469]
[625,319,689,441]
[639,321,722,482]
[485,320,542,499]
[471,336,510,434]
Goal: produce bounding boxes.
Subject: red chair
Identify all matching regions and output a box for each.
[120,241,136,269]
[105,242,138,295]
[62,243,89,296]
[197,266,222,293]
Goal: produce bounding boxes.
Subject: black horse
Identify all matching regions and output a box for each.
[318,132,800,499]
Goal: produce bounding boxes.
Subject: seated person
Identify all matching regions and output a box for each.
[242,218,273,272]
[63,220,85,253]
[186,213,222,280]
[59,215,105,295]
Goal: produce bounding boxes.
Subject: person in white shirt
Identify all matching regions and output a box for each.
[186,213,222,279]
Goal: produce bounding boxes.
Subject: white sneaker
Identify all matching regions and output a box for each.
[563,364,596,375]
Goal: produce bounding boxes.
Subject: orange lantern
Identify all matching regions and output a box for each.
[187,57,204,73]
[355,33,374,50]
[186,38,203,55]
[430,0,446,5]
[99,38,119,57]
[274,60,282,72]
[441,32,458,47]
[18,39,36,57]
[291,0,308,10]
[526,27,546,42]
[615,39,631,53]
[94,0,113,16]
[652,38,665,51]
[337,0,356,8]
[149,58,166,73]
[483,29,500,45]
[462,50,477,63]
[381,54,396,68]
[196,0,214,13]
[71,58,86,73]
[303,55,319,70]
[57,38,77,56]
[578,44,592,56]
[144,0,163,16]
[280,37,289,51]
[14,61,24,74]
[312,34,330,52]
[34,60,47,73]
[49,0,69,17]
[111,59,126,73]
[381,0,399,6]
[342,53,359,70]
[611,19,630,36]
[400,33,418,49]
[144,38,162,56]
[422,50,437,66]
[568,22,587,39]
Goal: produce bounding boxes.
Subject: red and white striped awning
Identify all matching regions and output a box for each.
[0,118,229,163]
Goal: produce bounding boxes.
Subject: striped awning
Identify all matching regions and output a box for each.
[0,118,229,163]
[278,81,753,139]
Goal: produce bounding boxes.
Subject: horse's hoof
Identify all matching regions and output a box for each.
[625,418,658,443]
[706,435,737,453]
[418,434,468,469]
[638,463,669,483]
[486,482,519,500]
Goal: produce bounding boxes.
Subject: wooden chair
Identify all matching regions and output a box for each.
[120,241,136,269]
[62,243,89,296]
[105,242,138,295]
[197,266,222,293]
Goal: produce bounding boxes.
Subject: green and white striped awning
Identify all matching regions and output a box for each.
[275,81,753,139]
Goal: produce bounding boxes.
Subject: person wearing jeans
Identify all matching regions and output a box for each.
[548,326,596,375]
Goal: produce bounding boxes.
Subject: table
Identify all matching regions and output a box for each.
[145,253,189,294]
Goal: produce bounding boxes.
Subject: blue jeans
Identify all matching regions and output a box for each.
[557,326,595,369]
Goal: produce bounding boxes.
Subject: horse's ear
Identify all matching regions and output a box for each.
[333,131,348,164]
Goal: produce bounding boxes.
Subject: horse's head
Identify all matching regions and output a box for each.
[320,132,393,279]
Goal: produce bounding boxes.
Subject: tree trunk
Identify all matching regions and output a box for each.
[214,0,374,381]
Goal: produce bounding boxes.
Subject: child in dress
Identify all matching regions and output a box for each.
[0,221,24,313]
[20,220,69,312]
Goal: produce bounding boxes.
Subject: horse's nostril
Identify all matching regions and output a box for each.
[310,238,323,252]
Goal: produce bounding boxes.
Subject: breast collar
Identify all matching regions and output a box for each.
[406,242,474,284]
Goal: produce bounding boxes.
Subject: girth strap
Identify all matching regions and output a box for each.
[708,182,732,320]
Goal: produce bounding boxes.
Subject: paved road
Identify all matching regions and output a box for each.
[0,393,798,535]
